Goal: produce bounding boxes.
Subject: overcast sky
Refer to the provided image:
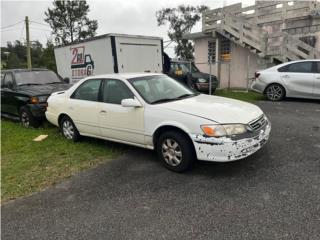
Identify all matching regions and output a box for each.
[1,0,255,57]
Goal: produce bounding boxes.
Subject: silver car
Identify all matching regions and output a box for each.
[251,60,320,101]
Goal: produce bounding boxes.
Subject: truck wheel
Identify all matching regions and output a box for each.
[60,116,80,142]
[19,106,40,128]
[157,131,195,172]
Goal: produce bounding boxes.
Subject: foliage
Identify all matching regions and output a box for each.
[1,40,56,70]
[45,0,98,45]
[214,89,265,103]
[39,41,57,72]
[1,120,124,202]
[156,5,208,60]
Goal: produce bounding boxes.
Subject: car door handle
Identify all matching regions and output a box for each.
[316,77,320,79]
[100,110,107,114]
[281,75,290,78]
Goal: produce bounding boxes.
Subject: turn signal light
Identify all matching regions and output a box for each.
[30,96,39,104]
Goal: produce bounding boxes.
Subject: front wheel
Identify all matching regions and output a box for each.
[156,131,195,172]
[19,106,40,128]
[60,116,80,142]
[265,84,285,101]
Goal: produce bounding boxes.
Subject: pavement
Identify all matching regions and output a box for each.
[2,100,320,240]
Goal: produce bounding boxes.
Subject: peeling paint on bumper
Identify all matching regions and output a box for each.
[191,121,271,162]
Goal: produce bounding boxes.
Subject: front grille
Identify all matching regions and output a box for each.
[249,114,267,131]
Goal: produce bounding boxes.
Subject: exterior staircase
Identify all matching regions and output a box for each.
[203,1,320,64]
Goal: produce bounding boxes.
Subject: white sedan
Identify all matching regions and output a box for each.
[46,73,271,172]
[252,59,320,101]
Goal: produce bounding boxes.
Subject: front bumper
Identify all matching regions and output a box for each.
[196,82,218,91]
[28,103,47,119]
[191,121,271,162]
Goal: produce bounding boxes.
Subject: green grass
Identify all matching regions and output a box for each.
[1,120,125,202]
[214,89,265,103]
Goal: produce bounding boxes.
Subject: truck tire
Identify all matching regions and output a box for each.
[19,106,40,128]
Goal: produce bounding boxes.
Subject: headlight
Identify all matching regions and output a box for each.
[201,124,247,137]
[198,78,207,83]
[38,96,48,103]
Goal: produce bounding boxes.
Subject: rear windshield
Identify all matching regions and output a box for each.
[15,71,62,85]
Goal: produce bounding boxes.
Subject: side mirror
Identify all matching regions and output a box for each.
[121,98,142,108]
[63,77,70,84]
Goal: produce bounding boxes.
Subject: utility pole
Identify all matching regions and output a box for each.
[25,16,32,69]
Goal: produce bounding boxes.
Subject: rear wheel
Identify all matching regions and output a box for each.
[156,131,195,172]
[19,106,40,128]
[265,84,285,101]
[60,116,80,142]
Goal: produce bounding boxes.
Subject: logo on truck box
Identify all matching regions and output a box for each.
[70,46,95,80]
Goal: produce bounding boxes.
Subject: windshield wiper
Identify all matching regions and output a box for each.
[18,83,43,86]
[46,82,63,84]
[176,93,198,99]
[151,98,177,104]
[151,93,198,104]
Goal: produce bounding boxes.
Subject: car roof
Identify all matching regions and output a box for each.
[85,72,163,80]
[2,68,50,73]
[263,59,320,71]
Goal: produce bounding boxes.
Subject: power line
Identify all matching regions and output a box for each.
[1,20,23,30]
[1,28,21,32]
[30,20,50,27]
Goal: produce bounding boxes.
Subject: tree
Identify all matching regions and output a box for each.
[45,0,98,45]
[2,40,56,71]
[6,53,23,69]
[39,41,57,72]
[156,5,208,60]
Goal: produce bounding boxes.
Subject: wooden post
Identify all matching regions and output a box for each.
[25,16,32,69]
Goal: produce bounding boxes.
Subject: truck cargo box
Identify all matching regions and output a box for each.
[54,33,163,83]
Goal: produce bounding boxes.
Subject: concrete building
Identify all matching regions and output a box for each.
[186,1,320,89]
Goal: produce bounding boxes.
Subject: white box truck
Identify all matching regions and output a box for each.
[54,33,163,83]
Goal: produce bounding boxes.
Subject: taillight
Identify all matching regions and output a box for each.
[255,72,260,78]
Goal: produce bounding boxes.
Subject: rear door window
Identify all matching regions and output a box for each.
[278,62,313,73]
[71,79,102,101]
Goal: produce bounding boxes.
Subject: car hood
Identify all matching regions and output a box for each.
[17,83,72,96]
[158,94,263,124]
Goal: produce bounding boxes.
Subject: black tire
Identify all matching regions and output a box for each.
[265,84,285,101]
[19,106,40,128]
[156,131,196,172]
[60,116,80,142]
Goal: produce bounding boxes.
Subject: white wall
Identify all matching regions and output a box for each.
[193,38,262,89]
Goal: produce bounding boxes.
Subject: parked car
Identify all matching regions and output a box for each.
[252,59,320,101]
[1,69,71,127]
[46,73,271,172]
[166,60,218,93]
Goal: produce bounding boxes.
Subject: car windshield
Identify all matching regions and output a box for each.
[128,75,198,104]
[15,71,62,85]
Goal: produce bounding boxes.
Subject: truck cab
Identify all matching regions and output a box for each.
[165,59,219,93]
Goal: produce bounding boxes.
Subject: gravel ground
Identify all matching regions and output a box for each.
[2,100,320,240]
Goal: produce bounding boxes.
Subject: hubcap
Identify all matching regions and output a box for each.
[266,85,283,101]
[21,112,30,127]
[162,139,182,167]
[62,120,74,139]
